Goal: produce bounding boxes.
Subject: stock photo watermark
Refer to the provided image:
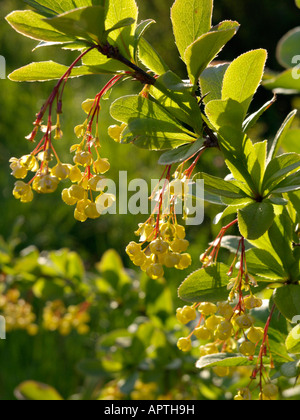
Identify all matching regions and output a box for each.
[0,55,6,79]
[292,55,300,80]
[292,315,300,340]
[95,172,205,226]
[0,316,6,340]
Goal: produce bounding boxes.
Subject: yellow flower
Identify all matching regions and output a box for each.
[68,185,86,201]
[61,189,77,206]
[74,124,86,138]
[95,193,116,214]
[51,162,70,180]
[84,202,101,219]
[88,175,106,192]
[93,157,110,174]
[74,208,88,222]
[68,165,83,183]
[13,181,34,203]
[33,174,59,194]
[10,158,28,179]
[73,151,93,167]
[81,98,96,114]
[20,155,39,172]
[108,123,127,143]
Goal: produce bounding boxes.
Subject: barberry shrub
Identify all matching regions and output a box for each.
[5,0,300,400]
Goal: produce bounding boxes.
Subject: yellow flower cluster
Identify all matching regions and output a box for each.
[176,299,264,356]
[0,289,38,335]
[126,221,192,280]
[176,295,279,400]
[11,97,116,222]
[43,300,90,336]
[61,144,116,222]
[234,383,279,401]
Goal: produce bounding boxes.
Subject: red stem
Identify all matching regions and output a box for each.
[154,165,172,238]
[34,46,96,127]
[185,147,206,179]
[255,303,276,396]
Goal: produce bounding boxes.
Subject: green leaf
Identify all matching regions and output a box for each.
[23,0,59,17]
[268,336,294,364]
[38,249,83,284]
[263,153,300,193]
[213,206,239,225]
[133,19,156,61]
[150,71,202,133]
[285,190,300,224]
[185,21,239,86]
[81,48,129,72]
[268,110,297,162]
[65,250,85,282]
[178,263,232,303]
[201,191,224,205]
[171,0,213,60]
[222,49,267,118]
[248,230,279,258]
[194,172,248,199]
[279,360,300,378]
[267,196,288,206]
[6,10,74,42]
[246,248,287,281]
[263,69,300,93]
[238,201,275,240]
[45,6,106,43]
[111,94,196,150]
[267,212,297,275]
[33,39,90,51]
[271,171,300,194]
[158,138,205,165]
[13,248,39,274]
[296,0,300,8]
[196,353,269,369]
[105,0,138,59]
[245,140,267,192]
[121,119,194,151]
[205,98,245,130]
[221,197,253,207]
[98,249,124,273]
[24,0,100,16]
[15,381,63,401]
[32,278,65,300]
[223,145,258,195]
[111,95,176,124]
[138,37,169,75]
[243,95,277,132]
[199,63,229,105]
[273,285,300,322]
[276,27,300,69]
[98,329,132,348]
[210,132,261,199]
[105,18,135,36]
[286,325,300,354]
[8,61,116,82]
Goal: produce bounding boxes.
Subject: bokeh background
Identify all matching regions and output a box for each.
[0,0,298,400]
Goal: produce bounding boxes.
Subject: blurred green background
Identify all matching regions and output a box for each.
[0,0,299,400]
